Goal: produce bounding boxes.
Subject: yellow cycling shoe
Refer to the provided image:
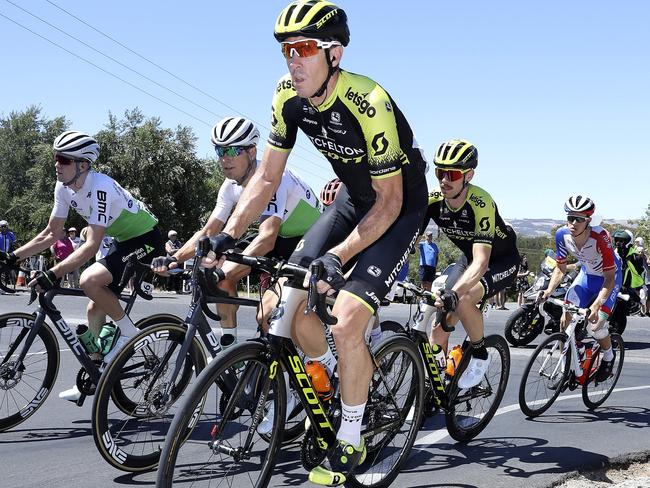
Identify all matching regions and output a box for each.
[308,439,366,486]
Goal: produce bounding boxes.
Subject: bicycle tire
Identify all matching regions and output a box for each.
[582,333,625,410]
[445,334,510,441]
[347,334,425,488]
[156,340,284,488]
[504,308,542,347]
[134,313,183,330]
[0,312,60,431]
[92,323,206,471]
[518,332,571,418]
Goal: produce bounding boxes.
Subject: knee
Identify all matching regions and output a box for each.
[331,321,365,350]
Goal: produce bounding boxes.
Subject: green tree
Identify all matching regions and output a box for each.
[94,108,222,239]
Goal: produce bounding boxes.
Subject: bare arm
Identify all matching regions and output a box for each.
[221,216,281,277]
[13,216,66,260]
[329,173,403,264]
[543,262,568,298]
[223,147,288,239]
[50,225,105,277]
[172,217,225,264]
[450,243,491,297]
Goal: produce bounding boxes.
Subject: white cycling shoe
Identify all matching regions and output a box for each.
[257,391,297,436]
[458,355,491,389]
[102,335,131,365]
[58,385,81,402]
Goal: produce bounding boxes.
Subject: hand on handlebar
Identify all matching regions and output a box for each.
[303,253,345,297]
[151,255,179,276]
[27,270,59,293]
[0,251,18,266]
[434,289,459,312]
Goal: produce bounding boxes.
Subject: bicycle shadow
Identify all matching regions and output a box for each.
[545,405,650,430]
[0,425,91,443]
[621,341,650,351]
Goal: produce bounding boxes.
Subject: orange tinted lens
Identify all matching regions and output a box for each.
[281,40,319,58]
[435,168,465,181]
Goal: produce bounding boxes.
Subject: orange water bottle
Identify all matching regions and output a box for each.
[305,360,333,401]
[445,345,463,377]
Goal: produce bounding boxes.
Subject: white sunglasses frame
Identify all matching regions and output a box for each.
[280,38,342,58]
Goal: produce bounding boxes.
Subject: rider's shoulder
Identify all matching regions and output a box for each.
[274,73,297,97]
[466,184,495,210]
[428,187,444,205]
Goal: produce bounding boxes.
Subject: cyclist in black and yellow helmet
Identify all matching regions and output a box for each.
[423,139,519,388]
[205,1,428,484]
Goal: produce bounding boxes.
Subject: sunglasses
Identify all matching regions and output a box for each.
[280,38,341,59]
[54,154,76,166]
[215,146,250,158]
[434,168,471,182]
[567,215,587,223]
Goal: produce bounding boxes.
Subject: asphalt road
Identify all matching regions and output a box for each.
[1,290,649,488]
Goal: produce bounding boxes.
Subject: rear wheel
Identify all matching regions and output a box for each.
[92,323,205,471]
[504,308,542,347]
[0,313,59,431]
[582,333,625,410]
[445,335,510,441]
[518,332,570,418]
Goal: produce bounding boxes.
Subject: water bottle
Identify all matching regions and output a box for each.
[445,345,463,377]
[305,360,333,401]
[431,343,447,370]
[76,324,100,355]
[97,323,118,355]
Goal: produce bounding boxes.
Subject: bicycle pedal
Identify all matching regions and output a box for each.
[75,394,87,407]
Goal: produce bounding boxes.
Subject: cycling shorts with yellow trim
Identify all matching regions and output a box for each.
[445,251,520,300]
[289,183,427,312]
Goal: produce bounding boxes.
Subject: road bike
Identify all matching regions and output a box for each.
[156,249,425,488]
[519,298,625,417]
[382,280,510,441]
[0,257,180,431]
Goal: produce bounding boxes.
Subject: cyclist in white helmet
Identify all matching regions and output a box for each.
[0,130,164,401]
[153,116,322,352]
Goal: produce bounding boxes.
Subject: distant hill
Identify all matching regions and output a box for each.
[426,218,633,237]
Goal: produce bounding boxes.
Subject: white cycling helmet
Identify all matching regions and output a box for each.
[210,117,260,147]
[0,220,7,227]
[168,230,178,238]
[53,130,100,163]
[564,195,595,216]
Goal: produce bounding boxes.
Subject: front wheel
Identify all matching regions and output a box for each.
[92,323,206,472]
[504,307,542,347]
[156,340,284,488]
[582,333,625,410]
[444,335,510,441]
[518,332,570,418]
[0,313,60,431]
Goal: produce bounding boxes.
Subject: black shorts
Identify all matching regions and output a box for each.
[446,252,520,300]
[98,227,165,296]
[419,265,436,282]
[289,183,428,312]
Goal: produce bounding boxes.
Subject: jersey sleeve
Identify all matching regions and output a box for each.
[470,187,496,246]
[261,175,288,221]
[210,181,236,223]
[555,227,569,264]
[352,83,405,180]
[50,182,70,219]
[595,229,616,271]
[267,74,299,152]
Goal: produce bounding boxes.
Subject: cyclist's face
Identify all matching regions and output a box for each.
[284,36,336,99]
[567,214,589,235]
[54,155,78,182]
[219,148,253,181]
[438,169,472,199]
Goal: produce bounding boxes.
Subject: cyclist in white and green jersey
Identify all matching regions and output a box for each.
[0,130,165,401]
[153,117,321,347]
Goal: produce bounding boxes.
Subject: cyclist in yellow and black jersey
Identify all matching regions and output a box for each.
[424,139,519,389]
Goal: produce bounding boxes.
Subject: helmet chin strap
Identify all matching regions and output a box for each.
[449,174,470,200]
[236,155,256,186]
[62,161,90,188]
[310,49,337,100]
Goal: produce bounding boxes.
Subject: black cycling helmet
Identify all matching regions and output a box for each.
[320,177,341,206]
[612,229,633,247]
[274,1,350,46]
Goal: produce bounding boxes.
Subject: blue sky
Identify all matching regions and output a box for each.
[1,1,648,220]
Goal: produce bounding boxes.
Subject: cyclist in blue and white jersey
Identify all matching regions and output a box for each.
[542,195,622,382]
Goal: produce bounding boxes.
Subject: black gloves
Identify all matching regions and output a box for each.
[152,255,177,269]
[209,232,237,254]
[312,253,346,291]
[439,289,459,312]
[32,270,59,291]
[0,251,17,266]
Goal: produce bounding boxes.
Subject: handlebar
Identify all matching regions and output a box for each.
[545,297,588,316]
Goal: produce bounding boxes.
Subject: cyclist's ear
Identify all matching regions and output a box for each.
[331,46,343,68]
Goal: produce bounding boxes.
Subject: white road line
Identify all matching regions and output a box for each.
[415,384,650,446]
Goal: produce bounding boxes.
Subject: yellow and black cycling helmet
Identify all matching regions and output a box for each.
[274,1,350,46]
[434,139,478,170]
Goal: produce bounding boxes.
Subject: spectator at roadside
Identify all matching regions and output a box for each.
[165,230,183,293]
[634,237,650,316]
[0,220,17,289]
[516,253,530,306]
[50,228,74,287]
[418,230,438,291]
[66,227,81,287]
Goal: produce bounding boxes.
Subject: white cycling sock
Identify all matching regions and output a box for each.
[602,347,614,361]
[310,348,337,377]
[114,314,137,336]
[337,400,366,448]
[370,327,383,345]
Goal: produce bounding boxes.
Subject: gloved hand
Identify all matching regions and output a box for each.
[31,270,59,292]
[209,232,237,255]
[438,289,459,312]
[0,251,17,266]
[311,253,346,291]
[151,255,177,269]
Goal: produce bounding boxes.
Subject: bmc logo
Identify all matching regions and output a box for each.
[344,87,376,117]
